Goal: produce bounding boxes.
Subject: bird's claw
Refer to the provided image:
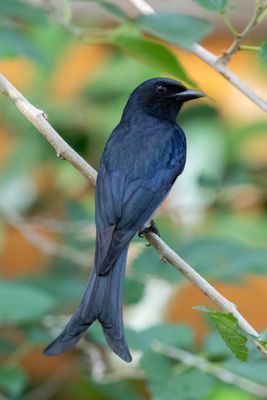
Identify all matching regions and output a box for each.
[138,219,161,247]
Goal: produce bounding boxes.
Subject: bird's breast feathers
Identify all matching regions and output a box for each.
[102,116,186,181]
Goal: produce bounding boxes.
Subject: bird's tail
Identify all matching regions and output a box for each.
[43,247,132,362]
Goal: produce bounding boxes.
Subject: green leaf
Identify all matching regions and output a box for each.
[194,0,228,12]
[99,1,127,20]
[225,359,267,386]
[141,352,214,400]
[197,308,248,361]
[87,322,108,348]
[0,337,16,354]
[110,27,195,85]
[24,327,51,344]
[100,381,142,400]
[131,246,179,282]
[135,12,212,49]
[259,42,267,66]
[0,0,47,24]
[75,376,142,400]
[179,237,267,282]
[0,366,27,397]
[0,25,42,60]
[89,323,193,355]
[258,339,267,350]
[0,281,55,323]
[127,324,194,352]
[206,386,254,400]
[124,277,145,305]
[21,272,86,303]
[140,351,173,399]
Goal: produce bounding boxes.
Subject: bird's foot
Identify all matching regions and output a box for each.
[138,220,161,247]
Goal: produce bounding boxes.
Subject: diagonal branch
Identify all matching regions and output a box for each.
[128,0,267,113]
[0,73,266,358]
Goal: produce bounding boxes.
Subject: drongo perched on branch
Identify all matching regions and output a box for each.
[44,78,204,362]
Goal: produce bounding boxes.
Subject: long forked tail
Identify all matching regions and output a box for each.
[43,247,132,362]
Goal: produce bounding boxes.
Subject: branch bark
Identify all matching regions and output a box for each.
[0,73,267,358]
[128,0,267,114]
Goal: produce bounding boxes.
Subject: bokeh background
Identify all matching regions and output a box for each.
[1,0,267,399]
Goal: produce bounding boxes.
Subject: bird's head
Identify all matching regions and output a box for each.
[127,77,205,121]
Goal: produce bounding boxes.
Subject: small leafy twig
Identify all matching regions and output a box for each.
[240,44,260,51]
[221,11,238,37]
[1,73,266,359]
[219,0,267,64]
[154,342,267,398]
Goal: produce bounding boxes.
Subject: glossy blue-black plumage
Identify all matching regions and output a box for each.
[44,77,203,362]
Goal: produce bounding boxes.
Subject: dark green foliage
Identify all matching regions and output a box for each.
[0,0,47,60]
[99,1,128,20]
[0,0,47,23]
[127,324,194,352]
[135,13,212,49]
[179,237,267,281]
[0,281,55,323]
[124,277,145,305]
[141,352,215,400]
[194,0,228,12]
[0,366,27,397]
[131,246,180,282]
[0,25,42,59]
[259,42,267,66]
[110,25,195,85]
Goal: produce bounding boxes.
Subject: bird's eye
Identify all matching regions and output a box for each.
[156,84,167,95]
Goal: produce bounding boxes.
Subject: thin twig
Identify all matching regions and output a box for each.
[0,74,267,358]
[221,12,238,37]
[128,0,267,114]
[239,45,260,51]
[219,0,267,64]
[1,209,91,268]
[24,216,95,235]
[154,342,267,398]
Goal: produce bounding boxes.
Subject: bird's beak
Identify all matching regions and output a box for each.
[172,89,206,101]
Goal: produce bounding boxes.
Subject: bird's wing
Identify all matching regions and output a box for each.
[94,131,186,275]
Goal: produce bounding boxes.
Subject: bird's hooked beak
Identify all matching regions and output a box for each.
[170,89,206,101]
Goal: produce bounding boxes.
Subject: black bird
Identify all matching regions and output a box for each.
[44,77,204,362]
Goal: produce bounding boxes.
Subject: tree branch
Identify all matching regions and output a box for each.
[192,44,267,113]
[154,342,267,398]
[128,0,267,114]
[0,73,266,358]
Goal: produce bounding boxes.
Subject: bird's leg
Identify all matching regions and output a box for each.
[138,219,161,247]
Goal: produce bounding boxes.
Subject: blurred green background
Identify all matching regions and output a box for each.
[1,0,267,399]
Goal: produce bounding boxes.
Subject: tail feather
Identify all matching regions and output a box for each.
[44,247,132,362]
